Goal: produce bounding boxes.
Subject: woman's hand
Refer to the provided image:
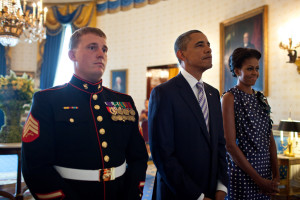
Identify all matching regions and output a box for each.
[256,178,279,195]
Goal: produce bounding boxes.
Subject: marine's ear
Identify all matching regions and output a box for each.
[68,50,76,61]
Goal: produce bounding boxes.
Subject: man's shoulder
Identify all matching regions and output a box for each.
[155,75,179,90]
[102,86,133,101]
[36,84,69,95]
[203,82,219,93]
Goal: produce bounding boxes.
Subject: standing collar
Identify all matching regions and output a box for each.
[180,68,203,89]
[69,74,103,93]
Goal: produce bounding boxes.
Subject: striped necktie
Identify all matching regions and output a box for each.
[196,82,209,133]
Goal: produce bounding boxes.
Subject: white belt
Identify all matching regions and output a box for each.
[54,161,126,182]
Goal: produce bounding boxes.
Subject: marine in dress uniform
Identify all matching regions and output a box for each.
[21,74,148,200]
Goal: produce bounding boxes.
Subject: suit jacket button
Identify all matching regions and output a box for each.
[99,128,105,135]
[104,155,109,162]
[92,94,98,100]
[69,118,74,123]
[94,105,100,110]
[97,116,103,122]
[102,141,107,148]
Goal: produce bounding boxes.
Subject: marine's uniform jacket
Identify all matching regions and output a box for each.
[21,74,148,200]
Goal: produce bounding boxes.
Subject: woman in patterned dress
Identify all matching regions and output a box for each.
[221,48,279,199]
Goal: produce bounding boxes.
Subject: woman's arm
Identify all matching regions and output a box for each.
[269,131,280,181]
[221,93,278,194]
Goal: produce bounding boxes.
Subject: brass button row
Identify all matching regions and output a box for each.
[93,94,109,163]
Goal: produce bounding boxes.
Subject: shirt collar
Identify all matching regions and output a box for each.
[180,68,203,89]
[69,74,103,93]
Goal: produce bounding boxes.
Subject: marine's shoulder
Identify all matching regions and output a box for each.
[102,86,133,100]
[34,83,69,98]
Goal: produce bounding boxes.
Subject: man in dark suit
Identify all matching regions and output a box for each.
[148,30,228,200]
[21,27,148,200]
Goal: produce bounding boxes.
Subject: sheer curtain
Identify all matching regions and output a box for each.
[53,25,74,86]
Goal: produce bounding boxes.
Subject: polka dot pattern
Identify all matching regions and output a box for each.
[226,86,272,200]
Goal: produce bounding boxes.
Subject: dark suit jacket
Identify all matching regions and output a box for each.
[148,73,228,200]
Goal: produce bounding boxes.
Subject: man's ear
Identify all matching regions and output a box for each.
[176,50,185,63]
[68,50,76,61]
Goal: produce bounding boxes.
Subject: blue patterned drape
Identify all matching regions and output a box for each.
[40,30,64,89]
[0,44,6,76]
[97,0,161,15]
[0,44,6,128]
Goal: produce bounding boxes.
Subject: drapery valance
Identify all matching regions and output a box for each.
[46,1,97,35]
[97,0,161,15]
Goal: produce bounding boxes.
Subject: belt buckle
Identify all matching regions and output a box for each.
[99,168,115,182]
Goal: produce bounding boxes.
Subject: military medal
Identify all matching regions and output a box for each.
[111,115,117,121]
[123,108,130,116]
[129,110,136,116]
[117,107,123,115]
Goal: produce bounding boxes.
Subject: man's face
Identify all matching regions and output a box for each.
[180,32,212,72]
[243,32,249,44]
[69,33,108,82]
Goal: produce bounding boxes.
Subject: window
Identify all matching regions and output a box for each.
[53,25,74,86]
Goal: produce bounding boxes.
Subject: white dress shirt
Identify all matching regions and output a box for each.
[180,68,227,200]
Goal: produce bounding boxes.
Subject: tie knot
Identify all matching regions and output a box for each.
[196,82,204,91]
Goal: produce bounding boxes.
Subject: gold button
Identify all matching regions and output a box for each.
[69,118,74,123]
[99,128,105,135]
[102,141,108,148]
[97,116,103,122]
[139,194,142,197]
[104,155,109,162]
[92,94,98,100]
[94,105,100,110]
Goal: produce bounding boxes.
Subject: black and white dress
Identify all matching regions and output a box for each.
[226,86,272,200]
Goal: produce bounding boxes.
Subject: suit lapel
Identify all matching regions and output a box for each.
[175,74,211,146]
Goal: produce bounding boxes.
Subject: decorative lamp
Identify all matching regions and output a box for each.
[278,120,300,157]
[279,38,300,74]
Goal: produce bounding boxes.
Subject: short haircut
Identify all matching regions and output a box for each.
[228,47,261,77]
[174,30,202,64]
[69,27,106,50]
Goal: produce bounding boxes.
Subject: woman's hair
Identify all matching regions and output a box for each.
[228,48,261,77]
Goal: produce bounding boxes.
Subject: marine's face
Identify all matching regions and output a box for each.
[235,57,259,86]
[69,33,108,82]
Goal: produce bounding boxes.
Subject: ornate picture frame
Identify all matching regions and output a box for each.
[111,69,128,94]
[220,5,268,95]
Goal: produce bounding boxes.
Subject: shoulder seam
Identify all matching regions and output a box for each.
[103,86,130,96]
[39,83,68,92]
